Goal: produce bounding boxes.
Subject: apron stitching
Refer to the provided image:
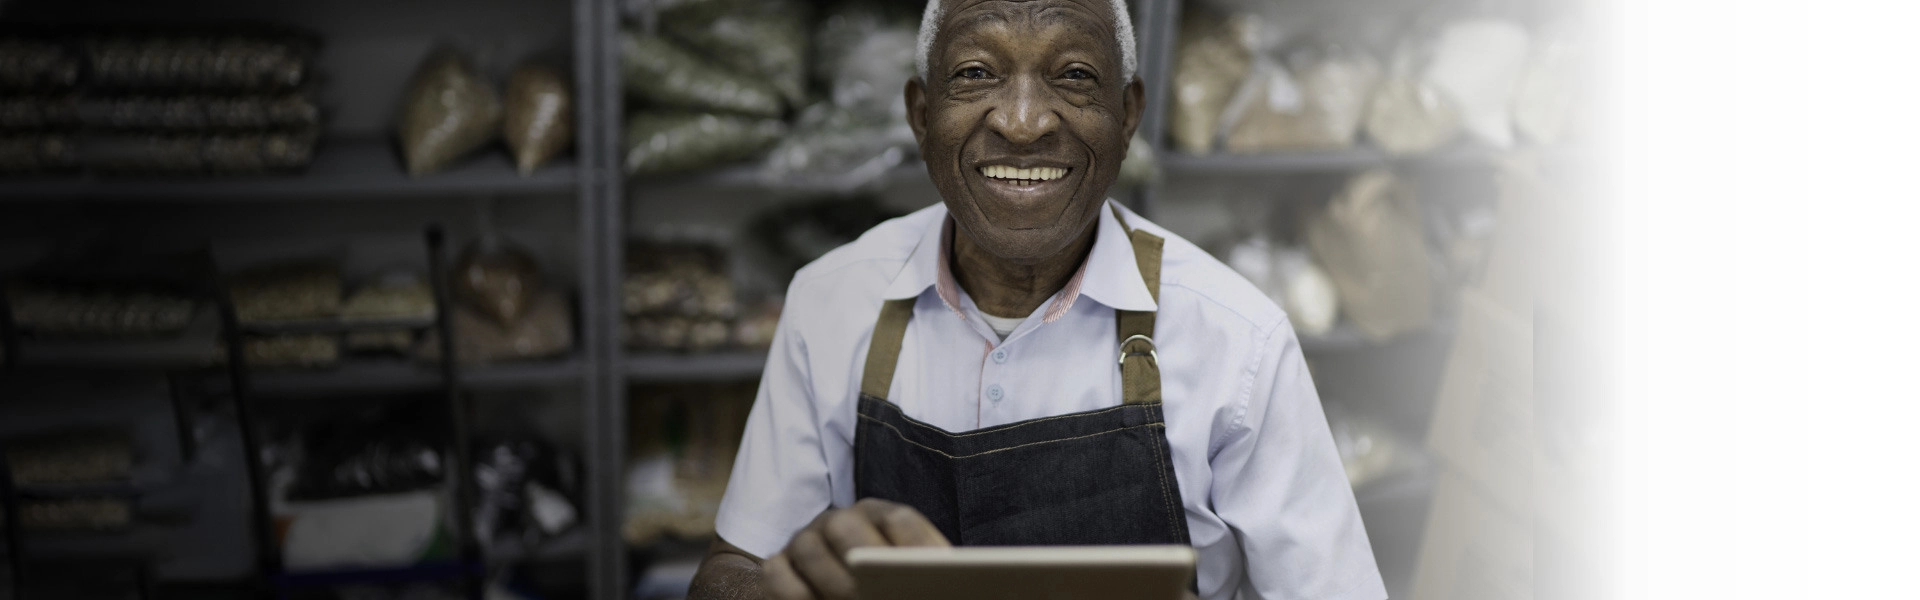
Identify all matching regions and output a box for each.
[1148,404,1182,538]
[874,402,1148,439]
[859,414,1163,459]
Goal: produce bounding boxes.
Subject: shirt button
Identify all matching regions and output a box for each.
[986,384,1005,402]
[991,349,1008,364]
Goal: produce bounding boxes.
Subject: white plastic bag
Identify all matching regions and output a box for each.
[1512,28,1581,145]
[1306,169,1435,341]
[1364,40,1462,155]
[1220,45,1380,152]
[1423,20,1530,148]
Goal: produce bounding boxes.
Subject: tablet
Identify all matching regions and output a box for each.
[847,545,1196,600]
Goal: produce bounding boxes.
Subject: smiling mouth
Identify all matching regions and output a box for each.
[978,165,1071,186]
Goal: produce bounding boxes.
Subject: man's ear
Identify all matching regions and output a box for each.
[1120,76,1145,141]
[905,77,929,147]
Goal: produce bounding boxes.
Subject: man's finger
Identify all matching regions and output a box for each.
[762,553,817,600]
[787,528,859,600]
[820,508,890,557]
[856,499,951,547]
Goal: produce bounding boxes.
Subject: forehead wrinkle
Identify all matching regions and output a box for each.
[948,0,1109,34]
[942,1,1118,63]
[921,0,1135,81]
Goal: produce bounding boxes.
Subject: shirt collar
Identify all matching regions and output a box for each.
[881,201,1159,317]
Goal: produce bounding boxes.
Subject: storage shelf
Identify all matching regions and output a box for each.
[11,525,165,561]
[637,161,928,195]
[240,315,436,336]
[273,560,483,590]
[1298,319,1457,355]
[625,352,768,383]
[488,527,588,563]
[0,138,579,201]
[13,480,146,499]
[242,355,587,397]
[1161,144,1508,175]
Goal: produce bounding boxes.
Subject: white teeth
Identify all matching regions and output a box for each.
[979,166,1067,182]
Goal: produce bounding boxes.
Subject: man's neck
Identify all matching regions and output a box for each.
[949,218,1097,319]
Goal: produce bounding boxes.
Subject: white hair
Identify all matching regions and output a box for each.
[915,0,1137,83]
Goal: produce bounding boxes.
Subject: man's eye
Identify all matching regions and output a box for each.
[1062,68,1094,80]
[957,67,990,80]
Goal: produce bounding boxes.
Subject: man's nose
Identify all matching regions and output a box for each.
[986,76,1059,146]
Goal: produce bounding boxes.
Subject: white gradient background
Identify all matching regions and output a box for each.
[1600,0,1918,598]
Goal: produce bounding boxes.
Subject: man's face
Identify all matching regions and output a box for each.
[907,0,1144,264]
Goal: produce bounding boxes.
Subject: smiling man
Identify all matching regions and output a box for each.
[686,0,1386,598]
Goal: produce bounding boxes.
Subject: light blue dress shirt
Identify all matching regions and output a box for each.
[715,201,1386,600]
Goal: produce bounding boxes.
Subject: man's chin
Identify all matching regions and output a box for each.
[957,218,1087,264]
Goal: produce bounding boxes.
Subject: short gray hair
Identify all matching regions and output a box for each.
[915,0,1137,83]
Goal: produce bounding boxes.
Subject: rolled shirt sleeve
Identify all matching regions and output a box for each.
[714,308,834,559]
[1211,322,1387,600]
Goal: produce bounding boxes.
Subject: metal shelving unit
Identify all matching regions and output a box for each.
[625,352,770,383]
[1158,144,1509,176]
[0,0,1552,597]
[0,1,611,597]
[640,161,931,196]
[237,356,588,398]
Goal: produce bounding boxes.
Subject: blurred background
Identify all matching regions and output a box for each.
[0,0,1589,598]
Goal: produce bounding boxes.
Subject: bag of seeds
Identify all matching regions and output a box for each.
[661,0,809,108]
[397,49,501,176]
[622,110,784,175]
[619,30,783,118]
[503,62,575,175]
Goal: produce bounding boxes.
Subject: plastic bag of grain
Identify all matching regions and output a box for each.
[1423,19,1531,148]
[1365,39,1462,155]
[622,110,785,175]
[1168,11,1253,154]
[0,134,78,173]
[619,31,783,118]
[452,237,546,328]
[240,334,340,370]
[341,272,435,322]
[417,290,573,364]
[81,91,321,131]
[1305,169,1435,341]
[761,102,914,186]
[0,93,79,129]
[0,37,80,90]
[229,261,342,324]
[84,31,315,91]
[661,0,810,108]
[1512,27,1582,145]
[1220,44,1381,152]
[5,430,134,485]
[503,62,574,175]
[397,49,501,176]
[5,283,195,337]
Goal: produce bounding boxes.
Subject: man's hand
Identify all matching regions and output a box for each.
[762,498,951,600]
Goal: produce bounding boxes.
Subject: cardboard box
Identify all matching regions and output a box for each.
[1426,289,1534,514]
[1410,473,1533,600]
[1476,154,1544,318]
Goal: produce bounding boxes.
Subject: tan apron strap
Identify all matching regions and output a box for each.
[860,298,918,399]
[1111,206,1164,405]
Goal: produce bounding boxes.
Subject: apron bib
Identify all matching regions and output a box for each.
[852,207,1191,547]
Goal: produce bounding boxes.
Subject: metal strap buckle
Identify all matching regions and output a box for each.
[1118,334,1158,367]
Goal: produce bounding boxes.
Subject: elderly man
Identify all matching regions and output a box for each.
[687,0,1386,598]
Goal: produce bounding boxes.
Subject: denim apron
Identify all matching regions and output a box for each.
[853,207,1192,547]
